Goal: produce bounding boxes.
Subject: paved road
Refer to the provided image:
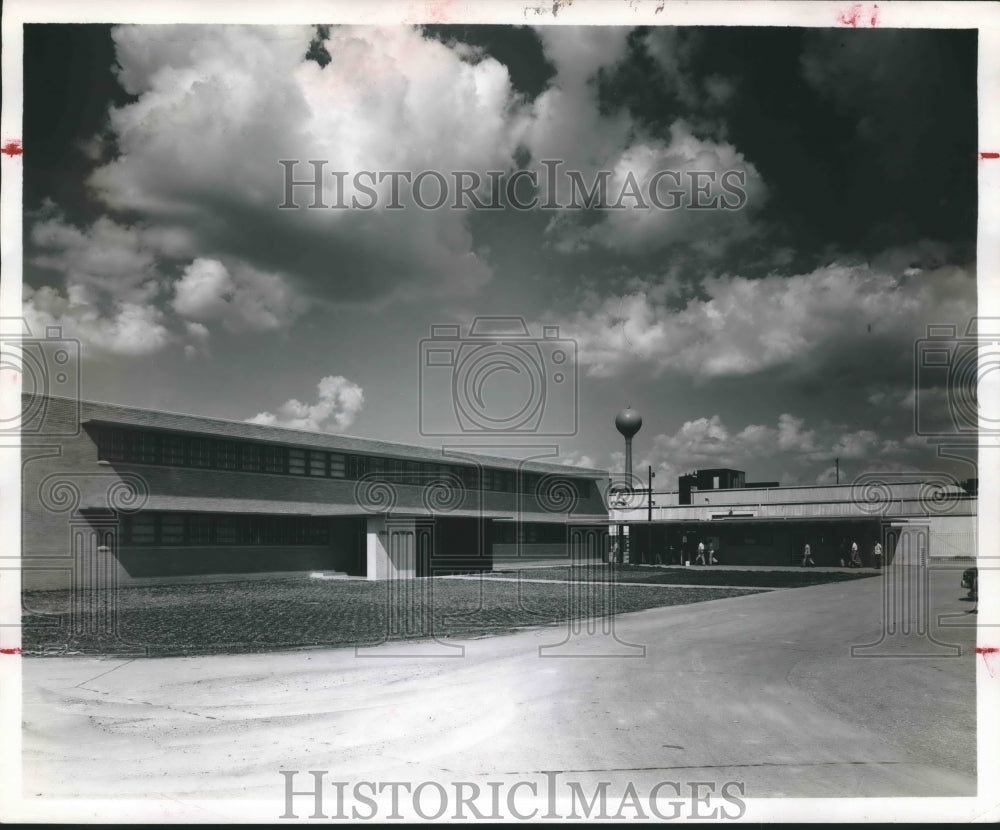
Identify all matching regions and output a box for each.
[17,566,980,819]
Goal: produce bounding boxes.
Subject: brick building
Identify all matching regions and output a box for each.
[20,394,610,590]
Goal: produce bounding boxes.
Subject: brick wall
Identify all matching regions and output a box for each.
[21,396,607,588]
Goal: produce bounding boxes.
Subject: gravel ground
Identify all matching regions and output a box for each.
[510,565,881,588]
[20,576,766,657]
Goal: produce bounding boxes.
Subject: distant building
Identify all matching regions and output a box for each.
[614,468,976,566]
[678,468,746,504]
[21,395,609,590]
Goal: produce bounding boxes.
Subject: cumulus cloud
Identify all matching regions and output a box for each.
[24,211,307,358]
[23,284,172,358]
[526,28,765,258]
[23,212,175,356]
[776,414,818,454]
[550,256,975,381]
[648,413,819,473]
[86,24,530,304]
[556,449,599,469]
[547,121,767,256]
[524,27,633,169]
[830,429,881,460]
[30,212,161,303]
[34,23,772,315]
[172,258,306,333]
[247,375,365,432]
[620,411,928,487]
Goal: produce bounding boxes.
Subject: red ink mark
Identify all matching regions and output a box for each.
[837,3,878,27]
[427,0,454,24]
[0,648,22,655]
[981,152,1000,160]
[1,139,22,157]
[976,646,999,677]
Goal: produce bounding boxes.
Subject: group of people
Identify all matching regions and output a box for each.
[801,540,883,568]
[609,541,719,565]
[694,541,719,565]
[661,540,719,565]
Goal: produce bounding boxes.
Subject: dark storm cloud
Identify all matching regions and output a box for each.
[799,28,977,254]
[21,22,977,396]
[22,25,123,223]
[590,27,976,271]
[421,24,556,99]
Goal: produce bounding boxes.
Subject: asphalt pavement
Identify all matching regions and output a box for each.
[16,564,981,820]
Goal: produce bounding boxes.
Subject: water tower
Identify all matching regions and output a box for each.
[615,406,642,478]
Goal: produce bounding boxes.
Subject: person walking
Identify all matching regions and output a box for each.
[873,540,883,569]
[695,541,706,565]
[801,543,816,567]
[708,541,719,565]
[850,541,861,568]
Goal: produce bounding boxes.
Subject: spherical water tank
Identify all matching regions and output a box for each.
[615,407,642,439]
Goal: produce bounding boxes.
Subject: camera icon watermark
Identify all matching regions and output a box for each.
[914,316,1000,438]
[418,317,578,437]
[846,470,971,658]
[0,320,81,437]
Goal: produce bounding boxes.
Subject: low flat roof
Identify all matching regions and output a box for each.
[80,495,609,522]
[26,393,608,479]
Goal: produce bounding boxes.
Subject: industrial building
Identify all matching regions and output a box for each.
[19,394,611,591]
[611,467,977,567]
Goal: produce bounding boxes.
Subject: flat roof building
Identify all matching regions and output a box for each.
[21,394,610,590]
[612,468,977,567]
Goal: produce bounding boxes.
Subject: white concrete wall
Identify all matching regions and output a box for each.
[366,515,421,580]
[927,514,977,559]
[613,496,976,524]
[887,514,975,565]
[638,481,969,510]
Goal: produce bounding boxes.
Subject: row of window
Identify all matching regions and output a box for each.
[93,426,589,498]
[123,513,571,547]
[123,513,337,546]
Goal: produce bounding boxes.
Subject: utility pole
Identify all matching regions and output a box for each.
[647,465,655,522]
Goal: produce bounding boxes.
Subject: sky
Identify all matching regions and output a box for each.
[20,22,979,490]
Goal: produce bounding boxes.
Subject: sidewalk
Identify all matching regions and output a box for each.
[18,572,976,810]
[627,563,882,573]
[442,573,776,590]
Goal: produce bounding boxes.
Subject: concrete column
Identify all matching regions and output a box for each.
[366,515,420,581]
[366,514,386,581]
[357,516,459,657]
